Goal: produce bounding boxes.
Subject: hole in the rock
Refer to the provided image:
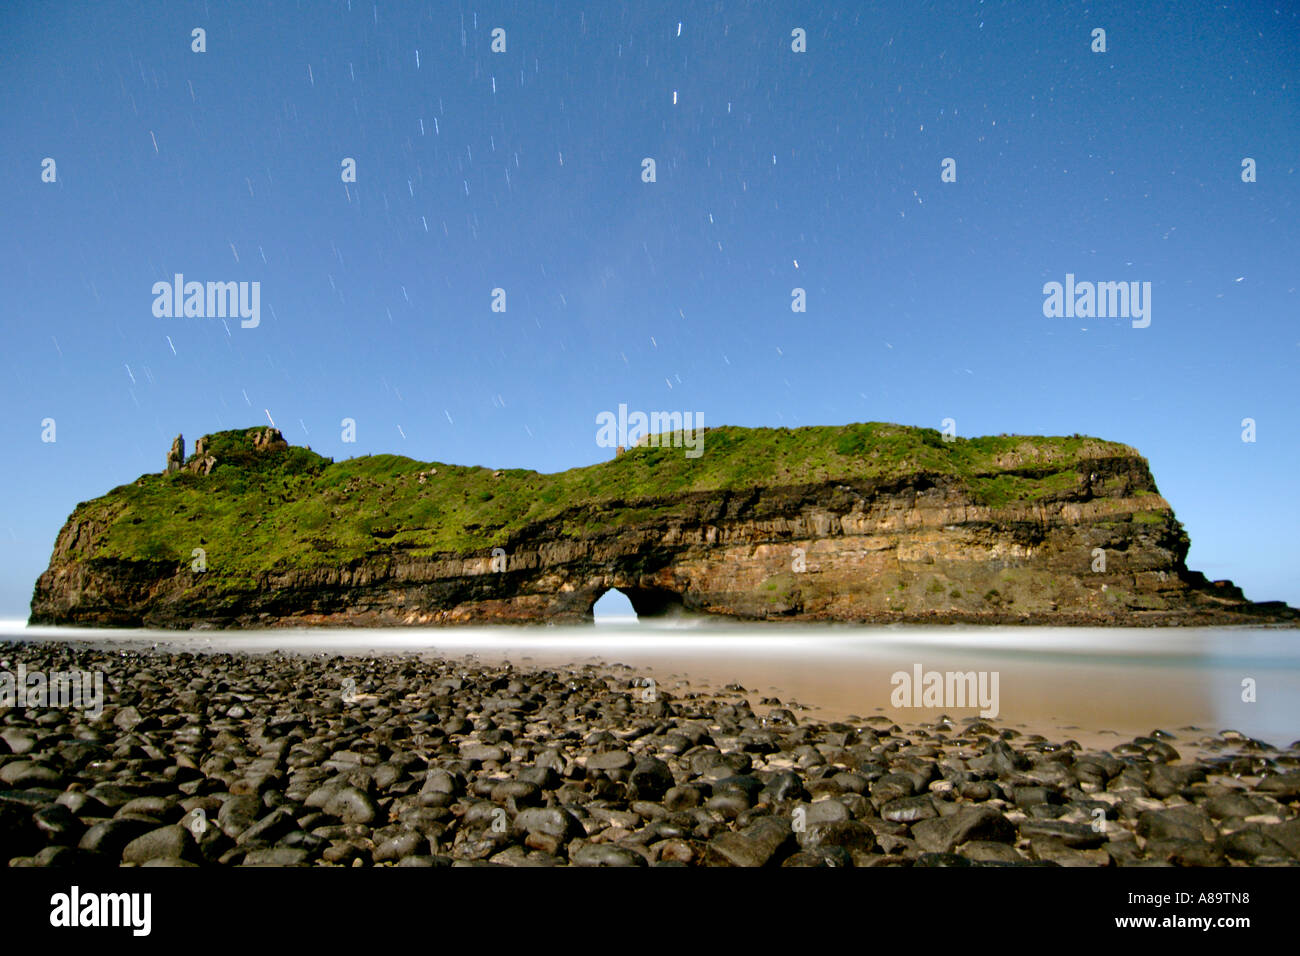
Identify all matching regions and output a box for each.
[591,586,688,622]
[593,589,637,622]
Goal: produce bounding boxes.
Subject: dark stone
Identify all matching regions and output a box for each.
[517,765,561,791]
[0,762,63,789]
[323,787,379,825]
[1204,792,1268,820]
[1027,836,1108,867]
[706,791,750,819]
[241,847,310,866]
[117,795,181,822]
[1136,806,1216,844]
[1255,772,1300,801]
[959,780,1002,801]
[962,840,1024,863]
[802,820,877,853]
[914,852,973,866]
[1013,786,1061,808]
[216,794,262,838]
[713,774,764,803]
[706,817,796,867]
[911,806,1015,853]
[515,807,583,842]
[760,771,807,804]
[794,799,851,829]
[460,743,507,764]
[628,757,674,800]
[122,825,195,864]
[1143,839,1226,867]
[375,830,429,862]
[663,785,705,811]
[78,818,155,857]
[1264,818,1300,858]
[1146,763,1203,798]
[235,807,298,847]
[782,846,854,867]
[490,779,542,806]
[32,804,83,845]
[586,750,634,772]
[1018,819,1107,849]
[870,773,917,805]
[880,795,938,823]
[989,740,1031,774]
[1216,827,1295,862]
[572,844,647,867]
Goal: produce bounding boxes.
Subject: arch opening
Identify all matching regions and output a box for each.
[592,589,637,623]
[589,585,688,623]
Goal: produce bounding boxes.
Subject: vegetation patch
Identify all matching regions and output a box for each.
[70,423,1148,583]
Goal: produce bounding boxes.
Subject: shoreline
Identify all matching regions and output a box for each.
[8,620,1300,750]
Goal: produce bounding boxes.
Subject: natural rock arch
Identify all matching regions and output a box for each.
[584,582,689,621]
[591,589,636,619]
[29,424,1299,629]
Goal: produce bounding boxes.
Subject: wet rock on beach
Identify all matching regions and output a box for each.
[2,641,1298,867]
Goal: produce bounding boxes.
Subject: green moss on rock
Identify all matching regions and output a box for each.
[67,422,1150,583]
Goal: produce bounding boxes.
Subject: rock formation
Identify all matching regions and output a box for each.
[29,423,1298,629]
[164,434,184,474]
[252,427,288,453]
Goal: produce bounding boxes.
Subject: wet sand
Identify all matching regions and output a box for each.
[8,621,1299,752]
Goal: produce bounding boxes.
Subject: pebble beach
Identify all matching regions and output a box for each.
[2,640,1299,868]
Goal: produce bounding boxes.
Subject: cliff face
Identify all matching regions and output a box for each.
[29,424,1296,628]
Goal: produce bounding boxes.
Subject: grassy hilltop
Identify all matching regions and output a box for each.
[64,423,1144,590]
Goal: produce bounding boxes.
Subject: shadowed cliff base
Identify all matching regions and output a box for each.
[29,423,1298,629]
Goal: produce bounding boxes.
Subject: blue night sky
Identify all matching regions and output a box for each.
[1,1,1297,617]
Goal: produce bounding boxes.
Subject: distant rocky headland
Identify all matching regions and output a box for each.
[28,423,1297,628]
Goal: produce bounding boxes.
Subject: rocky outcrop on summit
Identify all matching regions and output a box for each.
[164,434,185,474]
[29,423,1297,629]
[250,427,289,453]
[163,431,229,477]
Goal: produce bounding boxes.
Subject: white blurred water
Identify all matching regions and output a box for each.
[4,620,1298,749]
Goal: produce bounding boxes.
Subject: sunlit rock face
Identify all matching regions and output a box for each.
[28,425,1297,629]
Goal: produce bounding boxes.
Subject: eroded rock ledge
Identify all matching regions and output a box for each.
[28,423,1297,628]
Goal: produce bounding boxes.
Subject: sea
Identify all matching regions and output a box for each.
[4,619,1298,751]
